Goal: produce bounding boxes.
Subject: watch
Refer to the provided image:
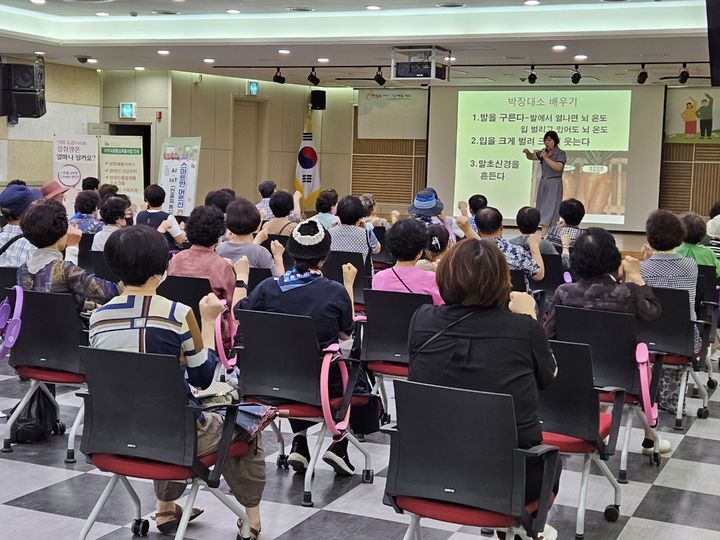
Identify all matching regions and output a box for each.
[235,280,247,289]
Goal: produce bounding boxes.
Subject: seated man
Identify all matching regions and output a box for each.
[18,200,119,311]
[545,198,585,251]
[135,184,186,246]
[92,196,130,251]
[510,206,570,271]
[475,207,545,284]
[73,190,104,234]
[457,193,487,232]
[90,225,264,538]
[0,184,41,268]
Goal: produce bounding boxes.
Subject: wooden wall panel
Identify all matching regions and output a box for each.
[659,162,692,213]
[662,143,693,162]
[413,157,427,195]
[695,144,720,162]
[353,138,413,156]
[351,155,414,203]
[691,163,720,213]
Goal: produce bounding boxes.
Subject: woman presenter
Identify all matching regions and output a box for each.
[523,130,566,229]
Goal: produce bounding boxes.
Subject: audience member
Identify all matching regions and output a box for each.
[475,207,545,282]
[90,225,264,537]
[677,212,720,276]
[217,198,285,276]
[41,180,70,203]
[135,185,186,246]
[261,191,300,236]
[98,183,119,200]
[81,176,100,192]
[407,239,559,538]
[545,198,585,250]
[457,193,487,232]
[311,189,340,230]
[115,193,135,226]
[408,188,445,228]
[92,196,130,251]
[706,201,720,258]
[360,193,390,229]
[372,219,443,304]
[205,188,236,214]
[8,179,26,186]
[18,200,118,311]
[0,184,41,268]
[511,206,570,270]
[329,195,381,262]
[416,223,450,272]
[73,190,103,234]
[256,180,300,221]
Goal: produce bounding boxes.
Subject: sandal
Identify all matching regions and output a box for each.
[153,504,204,534]
[236,519,261,540]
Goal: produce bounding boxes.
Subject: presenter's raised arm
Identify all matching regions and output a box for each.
[523,148,537,160]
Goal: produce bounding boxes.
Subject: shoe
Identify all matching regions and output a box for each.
[322,439,355,476]
[287,435,310,473]
[641,438,672,455]
[153,505,204,534]
[506,524,557,540]
[236,519,260,540]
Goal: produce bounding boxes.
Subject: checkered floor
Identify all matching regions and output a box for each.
[3,359,720,540]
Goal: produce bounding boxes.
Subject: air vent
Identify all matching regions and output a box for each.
[61,0,116,3]
[152,10,180,15]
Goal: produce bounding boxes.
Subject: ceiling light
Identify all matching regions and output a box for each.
[157,50,170,56]
[552,45,567,52]
[278,49,291,55]
[317,58,330,63]
[29,0,46,4]
[273,67,286,84]
[203,58,215,64]
[444,56,457,62]
[637,64,648,84]
[134,67,145,71]
[96,12,110,17]
[34,51,46,56]
[374,67,386,86]
[226,9,241,14]
[528,65,537,84]
[571,65,582,84]
[307,68,320,86]
[524,0,540,5]
[87,58,98,64]
[366,5,382,10]
[436,2,465,6]
[574,54,588,61]
[678,63,689,84]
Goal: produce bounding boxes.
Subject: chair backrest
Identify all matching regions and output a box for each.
[260,234,294,272]
[89,251,120,283]
[78,233,94,273]
[9,290,87,373]
[510,269,527,292]
[539,341,600,442]
[555,306,640,395]
[637,287,695,357]
[235,309,323,405]
[390,380,520,514]
[247,267,273,294]
[79,347,196,465]
[371,226,396,266]
[533,254,564,292]
[324,250,371,305]
[360,289,432,364]
[157,276,212,323]
[696,264,717,306]
[0,267,17,291]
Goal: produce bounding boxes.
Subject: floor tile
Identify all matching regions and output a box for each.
[0,504,118,540]
[654,458,720,497]
[618,517,720,539]
[633,485,720,531]
[553,468,651,516]
[0,459,85,503]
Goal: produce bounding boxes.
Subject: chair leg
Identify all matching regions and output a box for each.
[377,374,389,414]
[117,475,142,520]
[2,380,40,452]
[79,474,120,540]
[303,424,327,507]
[592,453,622,516]
[618,412,633,483]
[635,407,661,467]
[689,370,710,416]
[65,402,84,463]
[674,368,689,430]
[346,431,374,483]
[403,514,420,540]
[270,419,287,468]
[416,522,424,540]
[207,486,250,539]
[37,382,60,421]
[173,481,201,540]
[575,452,592,539]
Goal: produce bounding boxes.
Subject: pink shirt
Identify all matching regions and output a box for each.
[372,265,444,305]
[168,245,236,306]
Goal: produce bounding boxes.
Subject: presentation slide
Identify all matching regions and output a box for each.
[454,90,632,225]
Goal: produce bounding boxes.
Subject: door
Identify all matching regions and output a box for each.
[232,101,259,201]
[109,123,152,187]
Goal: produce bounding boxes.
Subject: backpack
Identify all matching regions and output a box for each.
[9,386,56,443]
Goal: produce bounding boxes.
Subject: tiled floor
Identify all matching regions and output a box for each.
[2,358,720,540]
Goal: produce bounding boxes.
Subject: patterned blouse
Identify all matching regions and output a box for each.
[490,237,539,277]
[74,214,104,235]
[329,224,378,262]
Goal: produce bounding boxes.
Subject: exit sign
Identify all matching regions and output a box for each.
[119,102,137,119]
[246,80,259,96]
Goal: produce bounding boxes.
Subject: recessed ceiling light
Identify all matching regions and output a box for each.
[34,51,46,56]
[157,50,170,55]
[203,58,216,64]
[574,54,588,61]
[29,0,46,4]
[226,9,241,14]
[444,56,457,62]
[134,66,145,71]
[87,58,98,64]
[287,6,314,12]
[278,49,291,54]
[552,45,567,52]
[524,0,540,5]
[317,57,330,63]
[436,2,465,6]
[366,5,382,9]
[96,12,110,17]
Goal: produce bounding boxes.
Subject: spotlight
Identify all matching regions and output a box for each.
[528,65,537,84]
[272,67,286,84]
[571,64,581,84]
[374,67,386,86]
[637,64,648,84]
[678,63,689,84]
[307,68,320,86]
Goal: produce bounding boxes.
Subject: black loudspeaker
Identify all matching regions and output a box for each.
[3,63,44,92]
[708,0,720,86]
[5,90,46,118]
[310,89,326,110]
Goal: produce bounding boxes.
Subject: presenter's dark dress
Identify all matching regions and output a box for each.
[535,148,567,227]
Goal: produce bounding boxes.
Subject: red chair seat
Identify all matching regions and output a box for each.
[599,392,638,405]
[91,441,250,481]
[247,396,369,419]
[396,495,553,528]
[542,413,613,454]
[15,365,85,384]
[367,361,409,377]
[658,354,691,366]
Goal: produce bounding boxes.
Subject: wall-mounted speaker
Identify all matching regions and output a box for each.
[310,90,326,110]
[4,90,46,118]
[3,63,44,92]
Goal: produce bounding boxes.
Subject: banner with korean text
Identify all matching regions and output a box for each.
[157,137,201,216]
[53,135,99,214]
[98,135,144,209]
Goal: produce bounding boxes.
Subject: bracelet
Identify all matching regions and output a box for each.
[235,280,247,289]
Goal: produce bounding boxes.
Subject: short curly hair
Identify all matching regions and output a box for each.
[710,202,720,219]
[360,193,376,217]
[386,219,428,261]
[99,196,130,225]
[20,199,68,248]
[186,205,227,247]
[74,190,100,215]
[680,212,706,245]
[269,191,294,218]
[570,228,620,280]
[646,209,685,251]
[337,196,366,225]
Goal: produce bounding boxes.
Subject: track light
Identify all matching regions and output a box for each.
[307,67,320,86]
[528,65,537,84]
[374,66,386,86]
[678,63,689,84]
[272,67,286,84]
[637,64,648,85]
[571,64,581,85]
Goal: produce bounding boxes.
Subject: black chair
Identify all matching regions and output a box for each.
[260,234,294,273]
[324,250,372,306]
[247,267,273,294]
[638,287,711,429]
[555,306,661,482]
[157,275,212,324]
[695,265,719,388]
[384,380,560,539]
[78,233,94,273]
[510,269,527,292]
[532,254,564,297]
[370,226,395,269]
[540,341,625,539]
[510,270,545,319]
[77,347,256,540]
[89,251,120,283]
[358,289,432,423]
[235,309,373,507]
[3,291,88,463]
[0,266,17,291]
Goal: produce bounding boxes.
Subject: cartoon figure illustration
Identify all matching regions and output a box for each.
[681,98,698,138]
[697,93,714,139]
